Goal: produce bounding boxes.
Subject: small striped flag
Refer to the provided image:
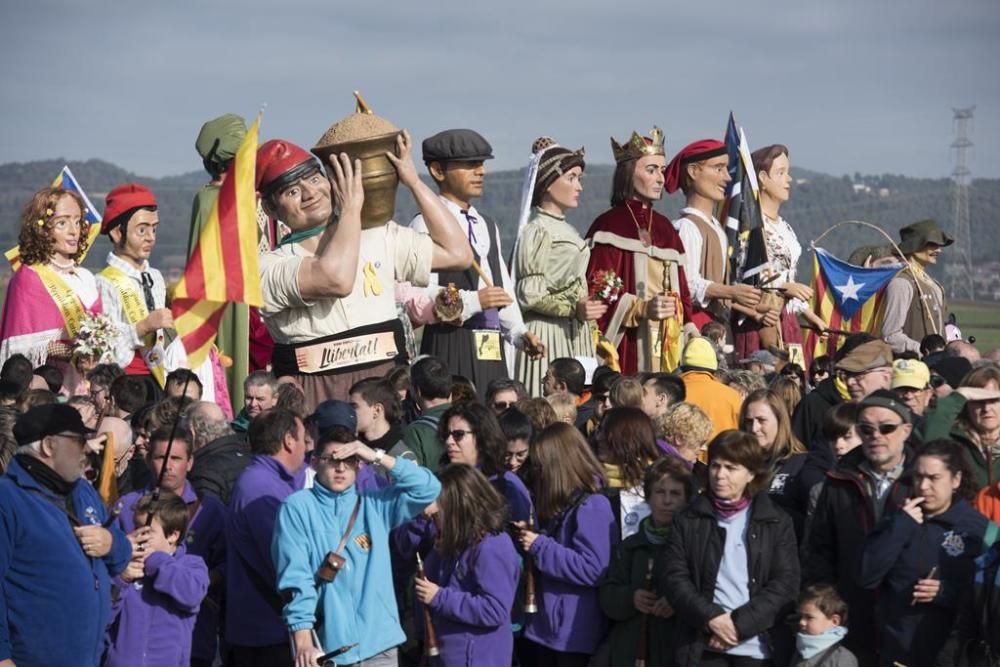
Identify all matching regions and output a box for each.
[5,166,103,270]
[804,248,901,361]
[171,114,263,368]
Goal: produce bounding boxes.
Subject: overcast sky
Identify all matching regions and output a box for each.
[2,1,997,179]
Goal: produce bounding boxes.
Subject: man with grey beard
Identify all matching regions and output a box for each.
[185,401,251,505]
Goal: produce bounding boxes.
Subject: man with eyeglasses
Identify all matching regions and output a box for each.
[1,404,132,667]
[891,358,933,434]
[256,132,471,409]
[834,339,894,402]
[806,390,916,664]
[96,183,173,390]
[273,421,440,667]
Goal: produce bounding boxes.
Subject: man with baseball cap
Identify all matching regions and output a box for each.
[807,388,916,662]
[0,404,132,666]
[256,131,471,408]
[412,129,544,397]
[95,183,172,388]
[891,358,933,424]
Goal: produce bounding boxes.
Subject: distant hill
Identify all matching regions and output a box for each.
[1,158,998,300]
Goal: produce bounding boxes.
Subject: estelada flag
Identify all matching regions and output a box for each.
[171,114,263,368]
[5,166,103,270]
[804,248,901,360]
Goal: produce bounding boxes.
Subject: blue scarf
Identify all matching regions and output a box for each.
[796,625,848,659]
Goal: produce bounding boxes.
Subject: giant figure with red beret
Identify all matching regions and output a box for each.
[254,130,471,406]
[95,183,173,388]
[664,140,762,329]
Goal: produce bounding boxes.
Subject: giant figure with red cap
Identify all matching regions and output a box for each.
[664,140,762,329]
[584,127,693,375]
[255,131,471,406]
[95,183,173,390]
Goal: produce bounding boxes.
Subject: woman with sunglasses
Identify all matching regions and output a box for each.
[859,439,995,667]
[414,464,521,667]
[439,401,533,523]
[515,422,617,667]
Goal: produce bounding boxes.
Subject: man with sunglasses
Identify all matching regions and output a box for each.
[1,404,132,667]
[273,424,440,667]
[806,390,916,664]
[96,183,172,389]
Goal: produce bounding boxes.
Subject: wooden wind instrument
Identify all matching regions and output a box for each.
[523,511,538,614]
[415,552,440,657]
[635,558,655,667]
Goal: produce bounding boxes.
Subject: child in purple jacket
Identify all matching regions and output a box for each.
[514,423,618,667]
[105,492,209,667]
[415,464,521,667]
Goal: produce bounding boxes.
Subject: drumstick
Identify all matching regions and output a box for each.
[472,260,493,288]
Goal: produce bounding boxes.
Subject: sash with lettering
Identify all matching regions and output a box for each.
[0,264,97,365]
[98,265,167,387]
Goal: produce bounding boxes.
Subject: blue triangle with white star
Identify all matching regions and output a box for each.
[816,248,901,320]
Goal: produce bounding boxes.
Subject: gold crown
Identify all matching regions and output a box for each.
[610,126,665,163]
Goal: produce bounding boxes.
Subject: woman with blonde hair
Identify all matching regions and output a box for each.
[514,422,618,667]
[740,389,809,540]
[658,401,714,489]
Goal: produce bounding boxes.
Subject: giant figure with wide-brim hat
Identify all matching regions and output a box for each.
[253,100,471,409]
[584,127,693,374]
[881,218,952,354]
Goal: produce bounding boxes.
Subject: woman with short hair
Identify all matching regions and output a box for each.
[663,430,800,666]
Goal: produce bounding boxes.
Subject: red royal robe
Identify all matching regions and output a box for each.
[585,200,692,375]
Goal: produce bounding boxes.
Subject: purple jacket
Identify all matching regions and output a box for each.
[524,493,618,653]
[104,546,209,667]
[116,481,227,662]
[421,532,520,667]
[225,454,304,647]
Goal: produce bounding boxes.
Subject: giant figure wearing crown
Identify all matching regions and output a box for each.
[585,127,693,374]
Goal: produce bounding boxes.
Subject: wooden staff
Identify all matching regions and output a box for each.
[634,558,655,667]
[523,510,538,614]
[415,552,440,657]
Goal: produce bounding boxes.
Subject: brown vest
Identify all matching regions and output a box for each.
[899,267,945,341]
[686,214,727,285]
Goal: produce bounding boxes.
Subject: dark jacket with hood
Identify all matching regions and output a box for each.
[189,432,251,506]
[793,377,845,452]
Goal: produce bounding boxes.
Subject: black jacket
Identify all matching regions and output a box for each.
[188,433,251,505]
[792,378,844,451]
[936,544,1000,667]
[805,445,916,659]
[662,492,800,667]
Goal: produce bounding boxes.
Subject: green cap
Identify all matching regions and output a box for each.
[195,113,248,167]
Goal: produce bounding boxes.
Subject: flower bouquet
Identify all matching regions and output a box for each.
[73,313,118,365]
[433,282,464,326]
[589,270,624,305]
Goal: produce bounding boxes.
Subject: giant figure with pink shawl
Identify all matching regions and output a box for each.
[0,187,106,381]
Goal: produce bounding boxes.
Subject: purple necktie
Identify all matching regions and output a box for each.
[460,210,500,330]
[461,210,478,246]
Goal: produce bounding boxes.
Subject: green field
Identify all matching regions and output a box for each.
[950,301,1000,352]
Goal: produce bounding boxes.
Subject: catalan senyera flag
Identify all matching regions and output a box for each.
[5,166,103,270]
[804,248,901,361]
[171,115,263,368]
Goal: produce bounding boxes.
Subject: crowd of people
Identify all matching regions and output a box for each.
[0,116,999,667]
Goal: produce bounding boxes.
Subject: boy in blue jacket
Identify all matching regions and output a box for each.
[105,492,209,667]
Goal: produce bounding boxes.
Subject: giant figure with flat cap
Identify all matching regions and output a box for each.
[880,219,951,354]
[255,130,471,407]
[96,183,172,391]
[411,129,545,396]
[585,127,693,375]
[664,139,762,329]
